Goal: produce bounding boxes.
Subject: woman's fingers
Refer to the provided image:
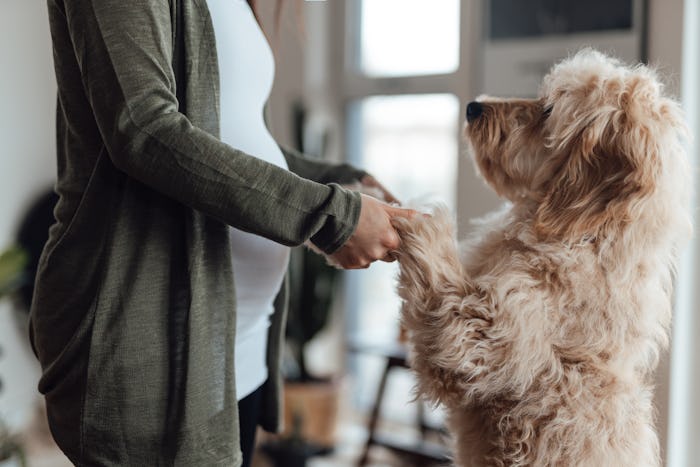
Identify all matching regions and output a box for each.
[327,195,404,268]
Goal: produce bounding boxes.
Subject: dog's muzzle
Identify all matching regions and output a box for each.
[466,101,483,122]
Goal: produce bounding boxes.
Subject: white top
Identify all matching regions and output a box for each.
[206,0,290,401]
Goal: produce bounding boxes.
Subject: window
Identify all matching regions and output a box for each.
[346,93,459,346]
[357,0,461,77]
[341,0,474,422]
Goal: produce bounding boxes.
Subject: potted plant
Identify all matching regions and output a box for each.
[0,246,27,300]
[261,103,357,466]
[0,421,26,467]
[261,246,342,467]
[0,246,29,467]
[259,410,320,467]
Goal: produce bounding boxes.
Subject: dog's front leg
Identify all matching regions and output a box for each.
[393,207,502,408]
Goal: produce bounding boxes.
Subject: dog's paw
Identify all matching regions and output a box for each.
[392,204,463,285]
[393,204,457,254]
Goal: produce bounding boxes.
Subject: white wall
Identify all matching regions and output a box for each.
[0,0,56,429]
[669,1,700,465]
[645,0,685,464]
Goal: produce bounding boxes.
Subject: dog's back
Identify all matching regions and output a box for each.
[451,210,671,465]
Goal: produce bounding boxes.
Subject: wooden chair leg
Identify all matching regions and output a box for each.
[357,358,393,466]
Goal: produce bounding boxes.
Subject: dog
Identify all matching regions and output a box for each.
[393,49,692,466]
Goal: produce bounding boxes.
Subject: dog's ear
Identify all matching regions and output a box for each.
[534,103,660,241]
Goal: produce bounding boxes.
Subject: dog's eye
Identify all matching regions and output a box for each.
[543,105,553,118]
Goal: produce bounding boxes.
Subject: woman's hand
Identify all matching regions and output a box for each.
[328,194,416,269]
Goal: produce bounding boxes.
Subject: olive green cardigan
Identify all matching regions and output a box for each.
[31,1,364,465]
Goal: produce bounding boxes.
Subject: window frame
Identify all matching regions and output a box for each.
[325,0,485,416]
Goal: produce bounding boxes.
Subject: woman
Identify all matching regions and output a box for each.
[31,1,413,465]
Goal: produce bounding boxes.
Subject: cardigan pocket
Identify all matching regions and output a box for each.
[41,147,112,262]
[32,146,121,384]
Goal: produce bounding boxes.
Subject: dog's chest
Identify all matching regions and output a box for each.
[460,228,531,278]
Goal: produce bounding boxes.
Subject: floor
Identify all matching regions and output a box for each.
[253,412,427,467]
[21,381,447,467]
[22,409,416,467]
[252,385,449,467]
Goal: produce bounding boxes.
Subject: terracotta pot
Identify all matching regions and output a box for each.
[282,378,342,448]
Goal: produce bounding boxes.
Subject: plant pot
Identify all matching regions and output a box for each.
[282,377,342,449]
[261,438,316,467]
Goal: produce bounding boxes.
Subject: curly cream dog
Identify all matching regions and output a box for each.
[393,50,692,466]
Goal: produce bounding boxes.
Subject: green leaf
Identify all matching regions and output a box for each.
[0,246,29,299]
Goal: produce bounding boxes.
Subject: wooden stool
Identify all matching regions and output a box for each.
[350,341,450,466]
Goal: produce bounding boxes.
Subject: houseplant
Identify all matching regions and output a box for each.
[0,246,27,299]
[261,247,341,467]
[261,102,351,466]
[0,246,29,467]
[0,420,26,467]
[285,247,339,383]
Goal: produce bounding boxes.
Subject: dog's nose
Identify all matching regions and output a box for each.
[466,102,483,122]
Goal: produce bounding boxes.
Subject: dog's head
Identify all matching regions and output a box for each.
[465,49,688,241]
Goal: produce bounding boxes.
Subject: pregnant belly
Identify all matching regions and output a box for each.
[229,227,290,316]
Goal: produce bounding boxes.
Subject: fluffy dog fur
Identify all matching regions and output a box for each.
[393,50,692,466]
